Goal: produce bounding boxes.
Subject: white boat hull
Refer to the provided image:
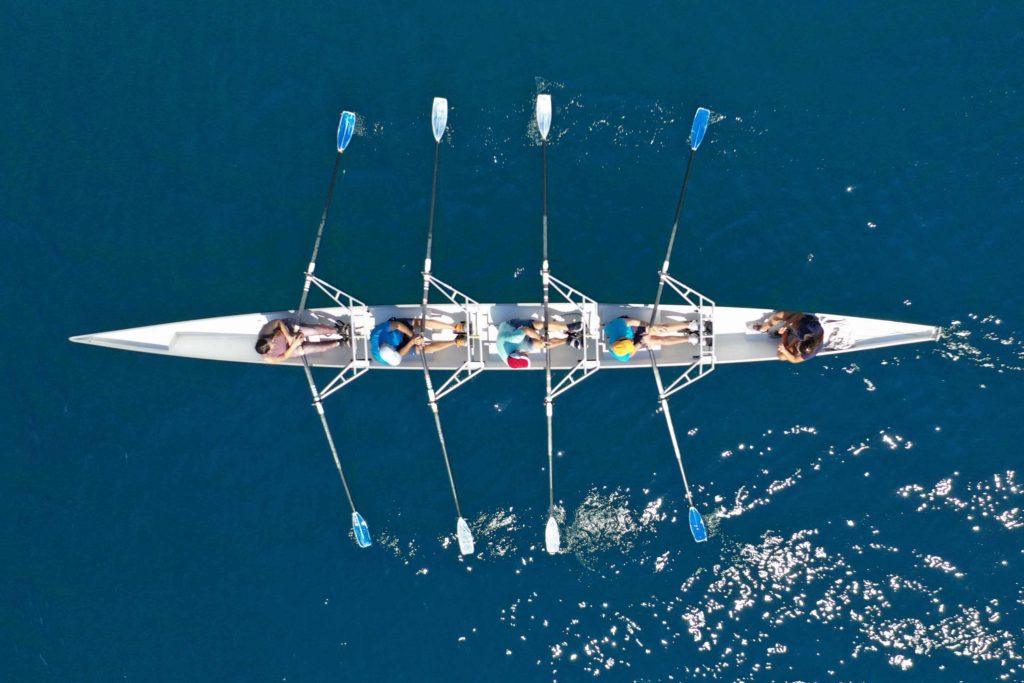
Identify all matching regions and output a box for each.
[70,303,939,370]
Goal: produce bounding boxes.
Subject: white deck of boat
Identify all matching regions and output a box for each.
[70,303,939,370]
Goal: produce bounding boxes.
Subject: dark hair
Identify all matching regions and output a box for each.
[799,337,822,359]
[255,338,271,354]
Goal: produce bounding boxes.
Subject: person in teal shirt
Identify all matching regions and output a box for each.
[495,318,580,368]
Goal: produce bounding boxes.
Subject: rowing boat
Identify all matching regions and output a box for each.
[71,98,940,554]
[69,304,938,369]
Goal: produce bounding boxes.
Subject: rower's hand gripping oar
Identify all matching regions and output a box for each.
[648,106,711,543]
[421,97,475,556]
[535,94,561,555]
[298,111,356,313]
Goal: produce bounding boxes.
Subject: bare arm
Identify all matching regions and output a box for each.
[279,334,305,361]
[777,344,803,363]
[263,336,303,364]
[776,330,803,363]
[391,319,414,337]
[275,319,297,345]
[397,334,420,357]
[753,311,788,332]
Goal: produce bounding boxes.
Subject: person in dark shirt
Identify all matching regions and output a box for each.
[751,311,824,363]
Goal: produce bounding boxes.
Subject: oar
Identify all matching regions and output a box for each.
[648,107,709,323]
[420,97,475,556]
[535,94,561,555]
[298,110,356,312]
[647,106,711,543]
[301,355,371,548]
[292,111,370,549]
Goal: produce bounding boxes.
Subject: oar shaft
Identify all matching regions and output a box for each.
[649,353,694,505]
[649,148,697,325]
[427,394,463,518]
[546,400,554,511]
[424,142,441,274]
[540,137,557,514]
[299,153,344,312]
[542,140,549,264]
[417,136,465,520]
[300,356,356,512]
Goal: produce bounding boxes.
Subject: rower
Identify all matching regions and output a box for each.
[370,317,465,366]
[255,317,343,363]
[495,319,580,368]
[603,316,699,362]
[749,310,824,363]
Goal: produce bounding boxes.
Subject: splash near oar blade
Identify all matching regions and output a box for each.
[545,515,560,554]
[337,111,356,153]
[535,94,552,141]
[689,107,710,151]
[352,511,372,548]
[431,97,448,143]
[456,517,474,555]
[688,506,708,543]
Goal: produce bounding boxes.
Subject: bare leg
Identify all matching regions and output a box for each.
[752,311,793,334]
[644,333,697,347]
[409,317,460,332]
[649,320,698,335]
[530,319,569,336]
[295,340,341,357]
[421,339,459,354]
[298,323,339,337]
[543,337,568,349]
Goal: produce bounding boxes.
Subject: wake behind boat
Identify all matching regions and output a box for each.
[71,98,940,555]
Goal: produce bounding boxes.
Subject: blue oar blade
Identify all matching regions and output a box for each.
[688,506,708,543]
[337,111,356,153]
[689,107,710,151]
[351,511,372,548]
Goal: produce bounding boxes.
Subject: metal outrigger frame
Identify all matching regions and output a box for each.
[423,273,485,401]
[546,274,601,400]
[303,275,371,401]
[655,272,716,399]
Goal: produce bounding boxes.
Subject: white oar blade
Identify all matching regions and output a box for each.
[535,94,552,141]
[545,516,560,554]
[351,511,372,548]
[431,97,448,143]
[689,107,710,151]
[337,111,356,153]
[456,517,474,555]
[688,506,708,543]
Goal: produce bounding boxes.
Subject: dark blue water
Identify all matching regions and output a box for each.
[5,3,1024,680]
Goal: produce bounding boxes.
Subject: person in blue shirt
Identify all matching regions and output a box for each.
[603,316,699,362]
[370,317,465,366]
[750,311,824,363]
